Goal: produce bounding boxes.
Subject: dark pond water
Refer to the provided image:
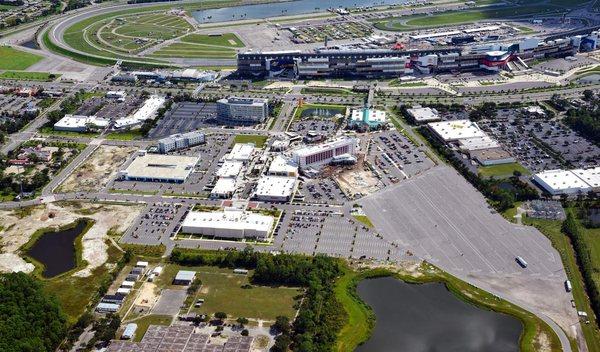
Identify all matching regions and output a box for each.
[26,220,88,278]
[20,39,40,50]
[192,0,407,23]
[300,106,345,118]
[356,277,522,352]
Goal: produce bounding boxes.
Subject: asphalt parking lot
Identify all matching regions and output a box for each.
[366,130,434,184]
[149,101,218,139]
[296,178,348,205]
[122,202,189,245]
[479,109,600,171]
[152,288,187,315]
[289,117,339,138]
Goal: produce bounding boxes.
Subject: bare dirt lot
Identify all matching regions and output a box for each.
[57,145,136,193]
[335,168,382,198]
[0,201,143,276]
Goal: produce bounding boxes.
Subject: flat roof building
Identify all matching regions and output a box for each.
[211,177,237,199]
[217,97,269,124]
[54,114,109,132]
[131,95,165,122]
[181,209,274,239]
[406,106,441,123]
[226,143,254,162]
[173,270,196,285]
[427,120,486,142]
[268,155,298,177]
[348,107,387,129]
[292,137,357,169]
[158,131,205,153]
[96,302,120,313]
[533,168,599,195]
[458,136,500,151]
[121,323,137,340]
[120,152,198,183]
[216,161,244,178]
[469,148,516,166]
[254,175,297,202]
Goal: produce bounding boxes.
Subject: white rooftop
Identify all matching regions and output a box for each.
[182,209,274,233]
[458,136,500,151]
[226,143,254,161]
[269,155,298,176]
[428,120,486,142]
[293,137,356,158]
[54,114,109,130]
[350,108,387,124]
[216,161,244,178]
[406,106,440,122]
[572,167,600,188]
[255,175,296,199]
[131,95,165,122]
[211,177,237,196]
[123,154,198,181]
[533,168,596,195]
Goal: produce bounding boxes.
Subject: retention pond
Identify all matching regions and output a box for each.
[25,219,90,278]
[356,276,522,352]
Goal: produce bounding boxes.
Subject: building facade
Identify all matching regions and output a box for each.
[216,97,269,124]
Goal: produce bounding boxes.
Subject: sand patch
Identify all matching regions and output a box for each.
[0,202,143,276]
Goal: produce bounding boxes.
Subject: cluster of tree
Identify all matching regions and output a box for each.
[562,211,600,323]
[564,92,600,145]
[0,272,67,352]
[86,313,121,348]
[170,247,347,351]
[469,102,498,121]
[419,126,538,211]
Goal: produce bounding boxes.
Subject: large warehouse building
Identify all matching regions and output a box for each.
[120,152,199,183]
[181,208,275,239]
[533,167,599,196]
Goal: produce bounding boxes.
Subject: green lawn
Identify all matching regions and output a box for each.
[0,71,58,81]
[233,134,268,148]
[478,162,530,179]
[155,265,302,321]
[352,214,374,228]
[127,315,172,342]
[0,46,43,70]
[181,33,244,47]
[104,130,144,141]
[39,126,99,138]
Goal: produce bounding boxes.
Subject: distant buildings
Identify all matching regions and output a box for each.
[216,97,269,124]
[158,131,205,153]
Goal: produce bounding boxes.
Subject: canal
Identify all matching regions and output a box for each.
[356,276,522,352]
[26,219,90,278]
[192,0,408,23]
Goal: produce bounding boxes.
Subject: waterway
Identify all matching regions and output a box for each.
[26,220,89,278]
[356,276,522,352]
[192,0,408,23]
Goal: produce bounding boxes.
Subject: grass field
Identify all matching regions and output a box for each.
[478,162,530,179]
[150,42,237,59]
[233,134,268,148]
[104,130,144,141]
[181,33,244,47]
[128,315,172,342]
[523,215,600,352]
[155,265,302,321]
[352,214,374,228]
[300,87,360,96]
[0,46,43,70]
[0,71,58,81]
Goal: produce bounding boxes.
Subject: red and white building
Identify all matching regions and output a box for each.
[292,137,357,169]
